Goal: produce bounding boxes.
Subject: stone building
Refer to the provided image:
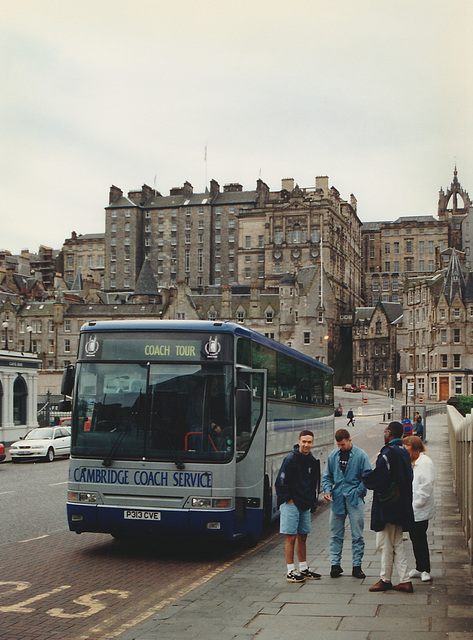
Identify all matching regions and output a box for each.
[361,216,449,305]
[104,179,269,292]
[0,349,40,444]
[163,264,336,365]
[399,249,473,402]
[352,302,403,391]
[60,232,105,289]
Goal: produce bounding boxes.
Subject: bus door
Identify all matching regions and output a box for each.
[234,369,267,536]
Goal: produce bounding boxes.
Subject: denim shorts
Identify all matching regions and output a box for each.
[279,501,311,535]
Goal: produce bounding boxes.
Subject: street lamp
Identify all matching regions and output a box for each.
[2,321,9,350]
[27,325,33,352]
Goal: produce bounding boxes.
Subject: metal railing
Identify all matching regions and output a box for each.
[447,404,473,563]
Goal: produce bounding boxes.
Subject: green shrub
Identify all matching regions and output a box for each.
[448,395,473,417]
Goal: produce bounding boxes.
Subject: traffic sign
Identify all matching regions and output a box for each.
[360,382,366,389]
[363,398,368,404]
[419,396,424,403]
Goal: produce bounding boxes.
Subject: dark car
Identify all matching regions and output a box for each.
[0,442,5,463]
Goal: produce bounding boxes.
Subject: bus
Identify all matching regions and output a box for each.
[63,320,334,541]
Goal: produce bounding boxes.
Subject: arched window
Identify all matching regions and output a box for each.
[13,375,27,425]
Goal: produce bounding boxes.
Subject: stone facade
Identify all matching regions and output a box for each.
[362,216,449,305]
[399,249,473,402]
[61,232,105,289]
[352,302,402,391]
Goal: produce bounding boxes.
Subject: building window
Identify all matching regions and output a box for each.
[454,328,460,343]
[237,310,245,323]
[266,310,273,323]
[441,354,448,368]
[303,331,310,344]
[245,236,251,249]
[245,268,251,279]
[419,241,424,254]
[64,339,71,353]
[384,243,390,254]
[258,235,264,248]
[185,250,190,272]
[454,354,461,368]
[198,249,203,272]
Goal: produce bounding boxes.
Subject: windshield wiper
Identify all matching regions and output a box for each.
[102,428,128,467]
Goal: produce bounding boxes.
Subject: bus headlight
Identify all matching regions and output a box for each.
[68,491,99,503]
[191,497,231,509]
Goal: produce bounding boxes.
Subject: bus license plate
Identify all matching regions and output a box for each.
[124,509,161,520]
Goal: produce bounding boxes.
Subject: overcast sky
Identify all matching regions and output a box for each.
[1,0,472,254]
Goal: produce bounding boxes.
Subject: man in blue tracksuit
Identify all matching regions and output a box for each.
[322,428,371,579]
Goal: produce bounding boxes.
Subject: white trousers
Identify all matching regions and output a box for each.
[376,522,411,584]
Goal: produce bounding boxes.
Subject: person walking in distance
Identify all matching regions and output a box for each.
[275,430,322,583]
[403,436,435,582]
[362,421,415,593]
[322,429,371,579]
[347,408,355,427]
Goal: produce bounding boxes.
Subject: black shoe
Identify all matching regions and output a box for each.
[352,566,365,579]
[300,568,321,580]
[330,564,343,578]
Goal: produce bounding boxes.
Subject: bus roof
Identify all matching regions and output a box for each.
[80,319,333,374]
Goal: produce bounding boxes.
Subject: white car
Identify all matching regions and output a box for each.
[10,426,71,463]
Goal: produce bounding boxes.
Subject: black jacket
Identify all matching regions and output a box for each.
[275,444,319,511]
[362,438,414,532]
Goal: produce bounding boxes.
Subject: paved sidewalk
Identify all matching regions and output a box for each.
[118,414,473,640]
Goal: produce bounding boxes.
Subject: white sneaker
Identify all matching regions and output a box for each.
[409,569,421,578]
[421,572,432,582]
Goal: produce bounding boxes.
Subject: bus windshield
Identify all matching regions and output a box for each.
[72,362,233,464]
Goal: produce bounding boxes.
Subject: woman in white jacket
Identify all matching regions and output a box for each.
[403,436,435,582]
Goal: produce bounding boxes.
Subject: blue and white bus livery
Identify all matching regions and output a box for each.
[64,320,334,541]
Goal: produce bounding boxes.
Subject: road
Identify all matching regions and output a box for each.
[0,389,395,640]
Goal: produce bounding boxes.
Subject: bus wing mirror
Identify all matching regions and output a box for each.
[236,388,251,419]
[61,365,76,397]
[58,399,72,412]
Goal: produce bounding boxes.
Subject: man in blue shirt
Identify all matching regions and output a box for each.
[322,429,371,579]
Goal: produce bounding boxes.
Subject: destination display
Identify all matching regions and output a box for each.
[78,332,231,362]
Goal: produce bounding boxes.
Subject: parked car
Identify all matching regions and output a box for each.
[58,417,71,427]
[342,384,362,393]
[9,426,71,463]
[0,442,5,463]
